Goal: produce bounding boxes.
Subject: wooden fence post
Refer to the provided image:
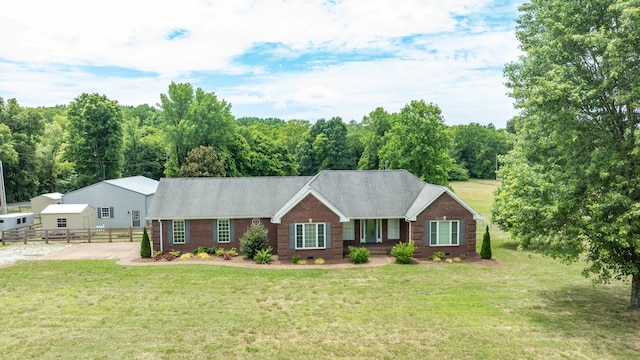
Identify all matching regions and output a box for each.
[109,229,112,242]
[66,228,70,243]
[129,227,133,242]
[87,228,91,243]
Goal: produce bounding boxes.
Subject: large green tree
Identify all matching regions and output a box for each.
[159,82,236,176]
[493,0,640,309]
[358,107,393,170]
[36,115,77,193]
[297,117,352,175]
[0,98,44,201]
[379,100,452,185]
[67,93,123,187]
[121,117,166,180]
[450,123,512,179]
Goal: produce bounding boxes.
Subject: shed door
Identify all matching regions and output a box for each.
[131,210,141,227]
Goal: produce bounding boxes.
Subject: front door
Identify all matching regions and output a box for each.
[131,210,141,227]
[364,219,377,243]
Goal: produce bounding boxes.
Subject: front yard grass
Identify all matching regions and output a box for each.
[0,180,637,359]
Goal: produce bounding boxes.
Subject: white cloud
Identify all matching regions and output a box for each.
[0,0,523,127]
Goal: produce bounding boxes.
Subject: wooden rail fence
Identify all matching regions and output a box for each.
[1,226,147,245]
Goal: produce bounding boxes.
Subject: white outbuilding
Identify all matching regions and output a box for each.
[30,192,63,216]
[40,204,96,230]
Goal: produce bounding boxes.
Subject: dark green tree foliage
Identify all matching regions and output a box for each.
[140,227,151,258]
[494,0,640,309]
[67,93,123,187]
[239,225,269,259]
[480,226,492,260]
[36,115,77,194]
[121,117,166,180]
[297,117,351,175]
[450,123,512,179]
[358,107,393,170]
[0,98,44,201]
[239,127,297,176]
[177,145,226,177]
[379,100,452,185]
[159,82,236,176]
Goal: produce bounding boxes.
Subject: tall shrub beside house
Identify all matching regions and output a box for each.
[240,225,269,259]
[140,227,151,258]
[480,225,492,260]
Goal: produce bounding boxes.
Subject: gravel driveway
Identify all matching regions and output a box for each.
[0,243,73,266]
[0,242,139,267]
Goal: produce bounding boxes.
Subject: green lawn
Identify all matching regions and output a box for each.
[0,180,638,359]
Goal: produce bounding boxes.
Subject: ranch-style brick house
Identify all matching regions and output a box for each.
[146,170,481,260]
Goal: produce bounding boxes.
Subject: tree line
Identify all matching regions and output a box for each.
[0,82,513,203]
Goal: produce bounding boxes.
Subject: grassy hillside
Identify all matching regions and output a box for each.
[0,180,637,359]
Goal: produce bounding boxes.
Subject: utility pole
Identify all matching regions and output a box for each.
[0,161,7,214]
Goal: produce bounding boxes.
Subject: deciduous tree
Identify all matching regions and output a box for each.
[494,0,640,309]
[67,93,123,187]
[379,100,452,185]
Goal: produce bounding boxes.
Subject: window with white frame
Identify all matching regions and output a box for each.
[57,218,67,228]
[388,219,400,239]
[173,220,186,244]
[430,221,459,246]
[218,219,230,243]
[296,223,326,249]
[342,221,354,240]
[100,207,111,219]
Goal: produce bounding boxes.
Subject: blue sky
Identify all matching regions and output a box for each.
[0,0,525,128]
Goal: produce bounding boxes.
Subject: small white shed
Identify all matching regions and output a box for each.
[30,192,63,216]
[41,204,96,230]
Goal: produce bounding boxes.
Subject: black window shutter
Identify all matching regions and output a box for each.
[424,221,430,246]
[230,220,235,243]
[109,207,114,218]
[185,221,190,243]
[167,221,173,244]
[97,208,102,219]
[325,223,331,248]
[289,223,295,249]
[212,219,218,243]
[458,221,465,245]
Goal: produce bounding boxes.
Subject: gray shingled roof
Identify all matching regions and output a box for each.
[306,170,426,218]
[147,170,481,220]
[147,176,313,219]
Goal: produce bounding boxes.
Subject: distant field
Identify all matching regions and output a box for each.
[0,180,638,359]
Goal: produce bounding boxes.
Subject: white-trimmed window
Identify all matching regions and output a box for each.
[218,219,230,243]
[388,219,400,239]
[430,221,459,246]
[296,223,326,249]
[57,218,67,228]
[100,207,112,219]
[343,221,354,240]
[173,220,186,244]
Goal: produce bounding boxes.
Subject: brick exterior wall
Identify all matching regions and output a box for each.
[150,217,275,254]
[277,194,342,261]
[149,192,477,260]
[412,192,477,258]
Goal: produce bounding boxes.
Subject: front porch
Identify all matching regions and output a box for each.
[342,240,402,256]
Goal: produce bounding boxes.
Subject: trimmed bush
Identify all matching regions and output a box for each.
[429,251,445,260]
[240,225,269,259]
[254,247,273,264]
[314,258,325,265]
[480,225,492,260]
[292,254,301,264]
[391,240,416,264]
[348,246,370,264]
[140,227,151,258]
